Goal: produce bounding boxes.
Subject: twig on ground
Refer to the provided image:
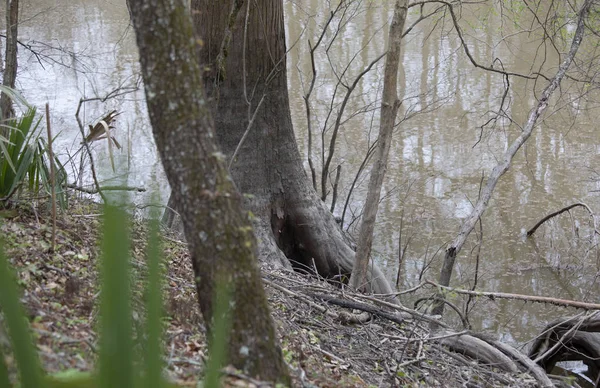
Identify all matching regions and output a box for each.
[65,183,146,194]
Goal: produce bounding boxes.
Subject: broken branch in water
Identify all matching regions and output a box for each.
[526,202,597,237]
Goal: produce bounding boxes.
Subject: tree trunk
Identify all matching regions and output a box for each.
[127,0,290,383]
[349,0,407,291]
[1,0,18,123]
[192,0,396,297]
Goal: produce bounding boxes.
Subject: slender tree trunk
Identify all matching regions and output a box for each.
[1,0,18,123]
[127,0,290,383]
[193,0,396,297]
[349,0,407,291]
[432,0,593,318]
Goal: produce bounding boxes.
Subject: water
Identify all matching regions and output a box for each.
[6,0,600,344]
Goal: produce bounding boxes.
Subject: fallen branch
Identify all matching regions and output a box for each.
[306,292,406,325]
[438,332,519,373]
[469,332,553,387]
[529,312,600,383]
[527,202,597,236]
[65,183,146,194]
[426,279,600,310]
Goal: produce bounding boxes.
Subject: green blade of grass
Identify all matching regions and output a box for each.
[143,216,165,388]
[98,205,133,388]
[0,232,44,387]
[204,280,233,388]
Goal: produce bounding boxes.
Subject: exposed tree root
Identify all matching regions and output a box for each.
[529,312,600,385]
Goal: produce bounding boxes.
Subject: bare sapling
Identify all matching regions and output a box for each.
[350,0,408,291]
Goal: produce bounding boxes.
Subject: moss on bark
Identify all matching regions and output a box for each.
[127,0,290,383]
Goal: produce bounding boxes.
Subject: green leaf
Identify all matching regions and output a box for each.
[142,213,165,388]
[204,280,233,388]
[98,205,133,388]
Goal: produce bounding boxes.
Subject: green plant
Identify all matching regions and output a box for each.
[0,202,238,387]
[0,204,167,387]
[0,86,67,206]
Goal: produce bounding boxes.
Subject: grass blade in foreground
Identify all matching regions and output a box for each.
[142,216,165,388]
[204,281,233,388]
[0,233,44,387]
[98,205,133,388]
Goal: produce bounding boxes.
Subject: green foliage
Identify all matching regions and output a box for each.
[97,205,134,388]
[0,202,239,387]
[142,213,165,388]
[204,280,233,388]
[0,204,171,387]
[0,86,67,206]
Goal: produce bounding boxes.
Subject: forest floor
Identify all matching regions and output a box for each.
[0,197,553,387]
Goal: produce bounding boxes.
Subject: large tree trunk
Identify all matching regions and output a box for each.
[1,0,18,122]
[192,0,395,296]
[349,0,407,291]
[127,0,290,383]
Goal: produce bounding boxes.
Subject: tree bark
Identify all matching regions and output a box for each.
[1,0,18,123]
[192,0,396,297]
[127,0,290,383]
[349,0,407,291]
[432,0,593,318]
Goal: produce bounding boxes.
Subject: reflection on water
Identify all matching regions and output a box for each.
[6,0,600,343]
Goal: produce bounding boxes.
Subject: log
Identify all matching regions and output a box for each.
[530,314,600,384]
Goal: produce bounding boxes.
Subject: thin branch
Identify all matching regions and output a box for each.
[527,202,597,237]
[65,183,146,194]
[45,103,56,253]
[426,279,600,310]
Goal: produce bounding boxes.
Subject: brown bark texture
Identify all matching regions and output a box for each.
[1,0,18,122]
[192,0,396,297]
[349,0,407,291]
[127,0,290,383]
[432,0,593,317]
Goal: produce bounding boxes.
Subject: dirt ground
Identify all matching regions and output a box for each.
[0,198,545,387]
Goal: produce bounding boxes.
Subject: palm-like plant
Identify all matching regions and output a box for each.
[0,86,66,205]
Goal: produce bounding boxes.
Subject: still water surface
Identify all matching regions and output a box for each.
[8,0,600,344]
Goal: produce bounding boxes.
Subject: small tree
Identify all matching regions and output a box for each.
[350,0,408,291]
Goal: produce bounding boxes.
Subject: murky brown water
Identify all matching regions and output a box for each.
[8,0,600,344]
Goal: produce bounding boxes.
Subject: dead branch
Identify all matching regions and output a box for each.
[433,0,593,317]
[45,103,56,253]
[469,332,553,387]
[302,2,346,191]
[529,312,600,382]
[426,279,600,310]
[306,292,406,325]
[527,202,597,236]
[320,51,386,200]
[65,183,146,194]
[438,332,519,373]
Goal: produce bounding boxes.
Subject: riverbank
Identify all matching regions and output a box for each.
[0,197,548,387]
